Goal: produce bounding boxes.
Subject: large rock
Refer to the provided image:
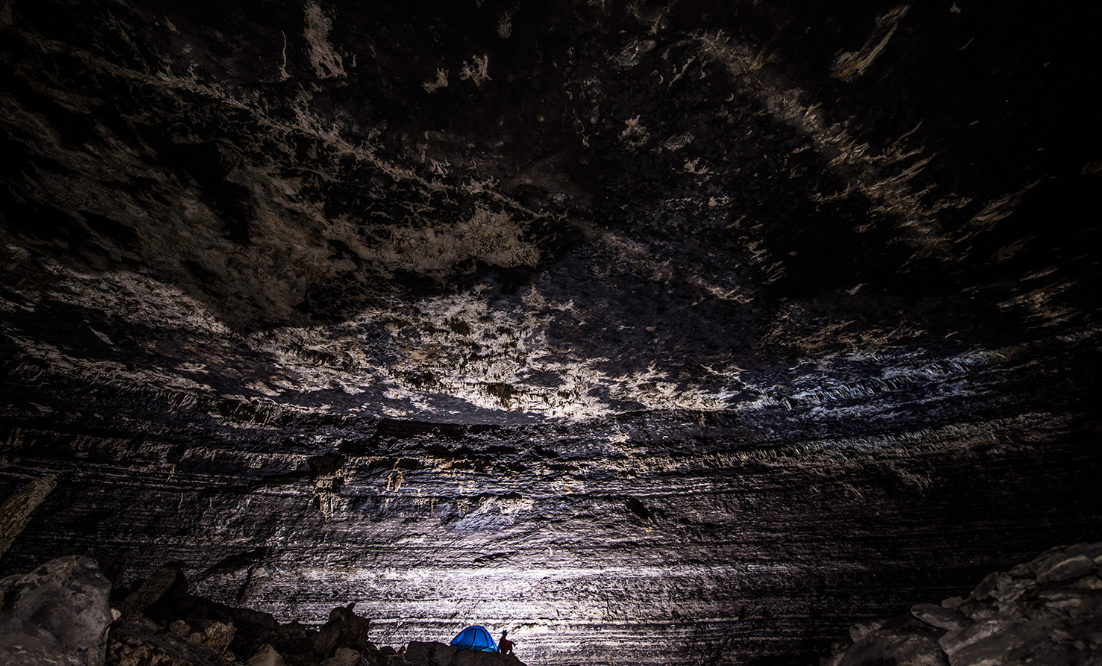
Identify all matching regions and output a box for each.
[838,630,947,666]
[823,541,1102,666]
[320,647,364,666]
[454,650,526,666]
[0,475,56,559]
[1035,554,1097,584]
[117,564,183,620]
[404,642,525,666]
[911,603,970,632]
[0,616,72,666]
[248,644,288,666]
[0,555,113,666]
[405,641,458,666]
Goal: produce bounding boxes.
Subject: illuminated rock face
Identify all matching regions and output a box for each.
[1,0,1101,664]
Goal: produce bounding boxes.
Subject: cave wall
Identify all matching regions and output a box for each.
[2,0,1101,664]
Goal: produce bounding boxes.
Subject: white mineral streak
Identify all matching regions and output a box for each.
[422,68,449,93]
[829,5,911,83]
[695,30,980,258]
[303,1,345,79]
[4,259,1030,421]
[457,55,491,86]
[18,25,542,215]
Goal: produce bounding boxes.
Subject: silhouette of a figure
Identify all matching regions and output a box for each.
[498,630,514,655]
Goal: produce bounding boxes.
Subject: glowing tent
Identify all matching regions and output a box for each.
[450,625,497,652]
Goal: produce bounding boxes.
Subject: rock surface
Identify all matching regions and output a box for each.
[0,475,56,559]
[0,555,114,666]
[100,568,530,666]
[823,541,1102,665]
[0,616,73,666]
[1,0,1102,664]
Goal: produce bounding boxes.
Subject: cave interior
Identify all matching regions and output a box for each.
[1,0,1101,663]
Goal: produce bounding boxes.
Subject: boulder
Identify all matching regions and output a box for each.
[0,475,56,559]
[0,555,113,666]
[1008,563,1034,578]
[847,620,883,643]
[406,641,457,666]
[822,541,1102,666]
[314,615,343,658]
[1063,542,1102,563]
[938,619,1016,657]
[910,603,970,631]
[969,571,1011,600]
[992,577,1036,604]
[838,630,947,666]
[1035,554,1096,583]
[0,616,72,666]
[201,620,236,654]
[330,603,372,651]
[454,650,525,666]
[939,596,964,609]
[321,646,363,666]
[117,565,182,620]
[944,627,1032,666]
[249,644,289,666]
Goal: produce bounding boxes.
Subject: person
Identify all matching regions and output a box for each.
[498,630,514,655]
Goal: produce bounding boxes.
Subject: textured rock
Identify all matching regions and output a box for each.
[970,571,1013,601]
[839,630,947,666]
[201,621,236,654]
[0,555,113,666]
[0,616,72,666]
[0,475,56,559]
[407,641,458,666]
[320,647,362,666]
[823,542,1102,666]
[100,590,529,666]
[848,620,885,644]
[249,644,289,666]
[911,603,970,632]
[329,604,372,652]
[106,619,228,666]
[2,0,1102,664]
[118,565,183,620]
[454,650,525,666]
[1035,554,1097,584]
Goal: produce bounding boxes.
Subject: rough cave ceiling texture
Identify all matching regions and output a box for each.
[1,0,1101,663]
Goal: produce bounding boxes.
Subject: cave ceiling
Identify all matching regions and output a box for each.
[1,0,1101,663]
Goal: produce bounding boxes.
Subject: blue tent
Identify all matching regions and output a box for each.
[450,625,497,652]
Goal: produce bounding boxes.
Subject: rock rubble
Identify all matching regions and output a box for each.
[823,542,1102,666]
[102,561,528,666]
[3,554,531,666]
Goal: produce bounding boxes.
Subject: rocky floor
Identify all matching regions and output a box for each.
[822,542,1102,665]
[0,554,527,666]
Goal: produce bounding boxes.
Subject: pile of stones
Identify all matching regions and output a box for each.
[823,541,1102,666]
[1,556,526,666]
